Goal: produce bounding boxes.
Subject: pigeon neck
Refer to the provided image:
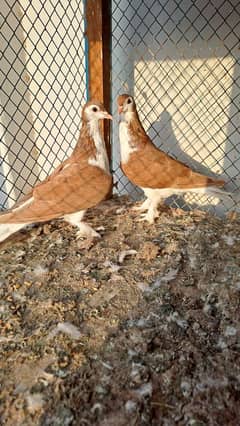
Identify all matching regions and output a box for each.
[128,110,147,137]
[88,119,102,145]
[123,111,135,124]
[72,122,96,157]
[88,120,110,172]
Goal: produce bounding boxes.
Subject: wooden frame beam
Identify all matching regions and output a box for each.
[85,0,112,164]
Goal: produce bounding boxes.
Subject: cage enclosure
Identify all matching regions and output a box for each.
[1,0,240,215]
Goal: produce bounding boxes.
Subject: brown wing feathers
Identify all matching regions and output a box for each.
[0,102,112,225]
[122,142,225,190]
[119,94,225,191]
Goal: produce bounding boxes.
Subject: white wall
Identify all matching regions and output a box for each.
[0,0,86,208]
[111,0,240,214]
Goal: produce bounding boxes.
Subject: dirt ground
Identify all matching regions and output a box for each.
[0,196,240,426]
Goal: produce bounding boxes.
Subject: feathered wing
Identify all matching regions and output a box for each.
[0,161,112,224]
[122,137,225,190]
[1,159,69,214]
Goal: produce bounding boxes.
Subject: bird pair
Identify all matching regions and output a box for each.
[0,95,228,243]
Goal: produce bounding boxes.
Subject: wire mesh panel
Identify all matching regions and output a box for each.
[111,0,240,214]
[0,0,86,209]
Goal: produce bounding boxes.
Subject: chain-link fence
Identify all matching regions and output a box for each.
[1,0,86,209]
[1,0,240,216]
[111,0,240,215]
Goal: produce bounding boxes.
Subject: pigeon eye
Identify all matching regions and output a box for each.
[127,98,132,104]
[92,107,98,112]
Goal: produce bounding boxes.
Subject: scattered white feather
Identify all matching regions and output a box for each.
[134,381,152,398]
[99,361,113,370]
[15,249,25,258]
[125,400,137,413]
[222,235,235,246]
[127,317,150,328]
[26,393,44,413]
[0,305,6,314]
[12,292,26,303]
[96,226,105,231]
[196,376,229,392]
[167,312,189,329]
[128,349,138,359]
[91,403,103,414]
[137,282,151,292]
[94,384,107,395]
[152,267,179,289]
[0,336,18,343]
[136,318,148,327]
[216,337,228,350]
[203,303,212,314]
[224,326,237,337]
[33,265,49,276]
[189,255,197,269]
[180,381,191,397]
[55,237,63,245]
[116,207,125,214]
[130,363,142,381]
[118,249,137,264]
[48,322,81,340]
[103,260,121,273]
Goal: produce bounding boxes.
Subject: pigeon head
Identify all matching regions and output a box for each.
[82,101,112,122]
[117,94,136,114]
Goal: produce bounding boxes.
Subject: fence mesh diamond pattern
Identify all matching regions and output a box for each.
[1,0,240,215]
[1,0,86,209]
[111,0,240,215]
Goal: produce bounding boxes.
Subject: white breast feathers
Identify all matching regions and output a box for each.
[119,121,138,164]
[88,121,110,173]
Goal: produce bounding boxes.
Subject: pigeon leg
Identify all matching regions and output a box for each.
[75,223,101,239]
[132,198,151,212]
[138,202,159,224]
[63,211,100,239]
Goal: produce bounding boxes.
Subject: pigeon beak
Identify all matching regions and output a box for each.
[118,105,123,114]
[102,111,113,120]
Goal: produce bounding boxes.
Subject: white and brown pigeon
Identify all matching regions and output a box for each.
[0,100,112,242]
[117,93,229,223]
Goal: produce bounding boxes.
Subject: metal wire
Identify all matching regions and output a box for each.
[1,0,86,209]
[1,0,240,216]
[111,0,240,215]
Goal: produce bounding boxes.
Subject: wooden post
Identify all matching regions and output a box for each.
[85,0,112,167]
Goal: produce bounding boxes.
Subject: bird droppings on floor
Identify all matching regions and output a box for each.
[0,195,240,425]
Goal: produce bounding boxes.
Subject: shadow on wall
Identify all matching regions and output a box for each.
[147,111,239,214]
[138,47,240,215]
[0,0,40,209]
[147,110,224,178]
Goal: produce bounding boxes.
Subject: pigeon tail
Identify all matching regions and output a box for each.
[203,186,231,198]
[203,186,240,202]
[0,223,26,243]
